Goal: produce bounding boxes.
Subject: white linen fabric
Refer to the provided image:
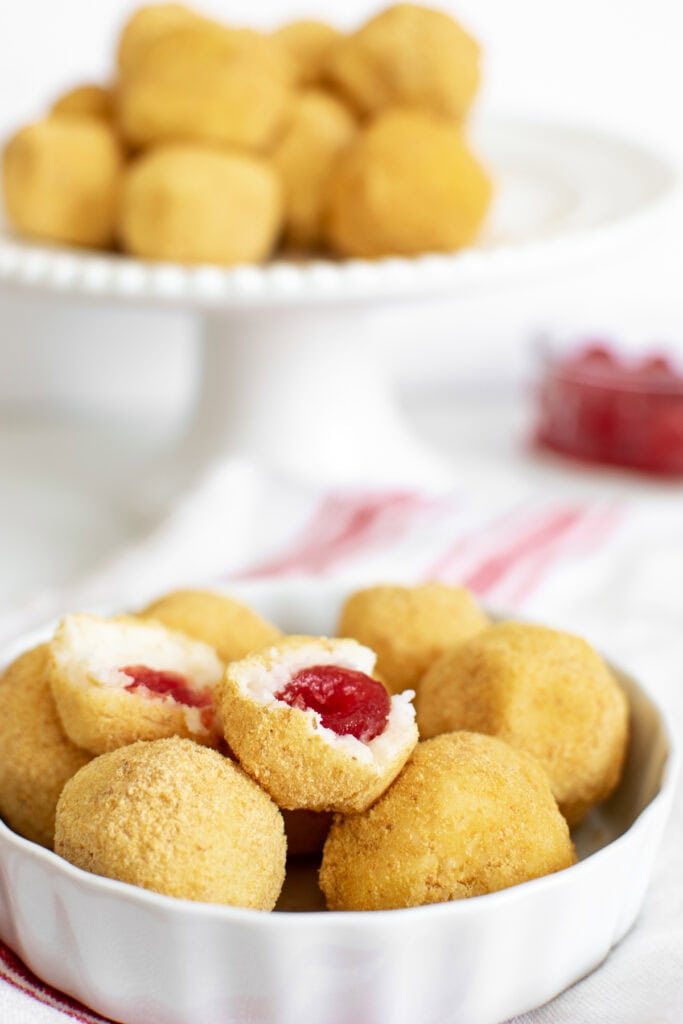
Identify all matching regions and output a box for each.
[1,458,681,1024]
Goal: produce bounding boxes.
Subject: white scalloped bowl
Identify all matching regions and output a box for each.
[0,581,677,1024]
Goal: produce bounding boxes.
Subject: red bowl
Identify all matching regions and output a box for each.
[534,342,683,476]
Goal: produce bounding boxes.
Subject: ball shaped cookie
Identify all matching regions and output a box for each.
[55,738,286,908]
[0,645,91,848]
[337,583,489,695]
[326,4,480,121]
[117,3,203,76]
[140,589,282,664]
[320,732,576,911]
[2,118,122,248]
[273,88,356,250]
[217,636,418,813]
[416,622,629,825]
[275,20,342,87]
[323,109,492,258]
[48,613,225,755]
[50,84,114,123]
[119,145,282,265]
[117,21,293,151]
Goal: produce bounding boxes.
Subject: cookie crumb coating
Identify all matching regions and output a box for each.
[2,118,122,248]
[48,614,224,755]
[325,4,480,121]
[55,738,286,908]
[0,645,90,848]
[338,583,490,695]
[320,732,576,910]
[323,109,492,259]
[416,622,629,825]
[118,146,283,265]
[218,637,418,813]
[140,589,282,664]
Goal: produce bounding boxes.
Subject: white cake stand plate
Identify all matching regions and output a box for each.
[0,115,677,490]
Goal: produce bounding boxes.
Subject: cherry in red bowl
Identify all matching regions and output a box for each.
[535,342,683,476]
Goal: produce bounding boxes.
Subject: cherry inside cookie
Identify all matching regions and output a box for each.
[121,665,213,709]
[275,664,390,742]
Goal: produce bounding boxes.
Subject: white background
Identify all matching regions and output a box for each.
[0,0,682,418]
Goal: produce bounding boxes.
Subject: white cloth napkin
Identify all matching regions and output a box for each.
[1,457,682,1023]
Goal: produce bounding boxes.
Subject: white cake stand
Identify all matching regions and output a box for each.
[0,115,676,490]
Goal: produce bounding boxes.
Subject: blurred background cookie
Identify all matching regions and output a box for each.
[118,145,283,264]
[3,118,122,247]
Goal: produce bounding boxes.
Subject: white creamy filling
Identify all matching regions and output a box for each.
[53,614,223,702]
[231,639,416,767]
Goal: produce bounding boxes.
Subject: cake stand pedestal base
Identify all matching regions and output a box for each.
[179,307,453,489]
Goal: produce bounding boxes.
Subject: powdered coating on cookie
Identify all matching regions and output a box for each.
[416,622,629,825]
[55,737,286,908]
[320,732,576,910]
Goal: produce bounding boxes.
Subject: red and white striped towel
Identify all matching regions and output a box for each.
[1,457,682,1023]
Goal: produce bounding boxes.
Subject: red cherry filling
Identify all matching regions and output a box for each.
[121,665,212,709]
[275,664,390,742]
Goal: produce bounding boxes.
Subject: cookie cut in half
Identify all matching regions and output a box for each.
[218,636,417,813]
[48,614,224,755]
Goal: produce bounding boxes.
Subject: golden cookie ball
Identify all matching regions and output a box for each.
[117,20,293,151]
[2,118,122,248]
[273,89,357,250]
[326,3,480,121]
[275,20,343,87]
[217,636,418,813]
[320,732,576,911]
[117,3,203,77]
[416,622,629,825]
[337,583,490,695]
[50,84,114,123]
[323,108,492,258]
[55,738,286,908]
[0,645,91,849]
[48,613,225,755]
[140,589,282,663]
[118,145,282,265]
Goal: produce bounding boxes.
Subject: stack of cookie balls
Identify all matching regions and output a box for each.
[1,3,492,265]
[0,583,628,913]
